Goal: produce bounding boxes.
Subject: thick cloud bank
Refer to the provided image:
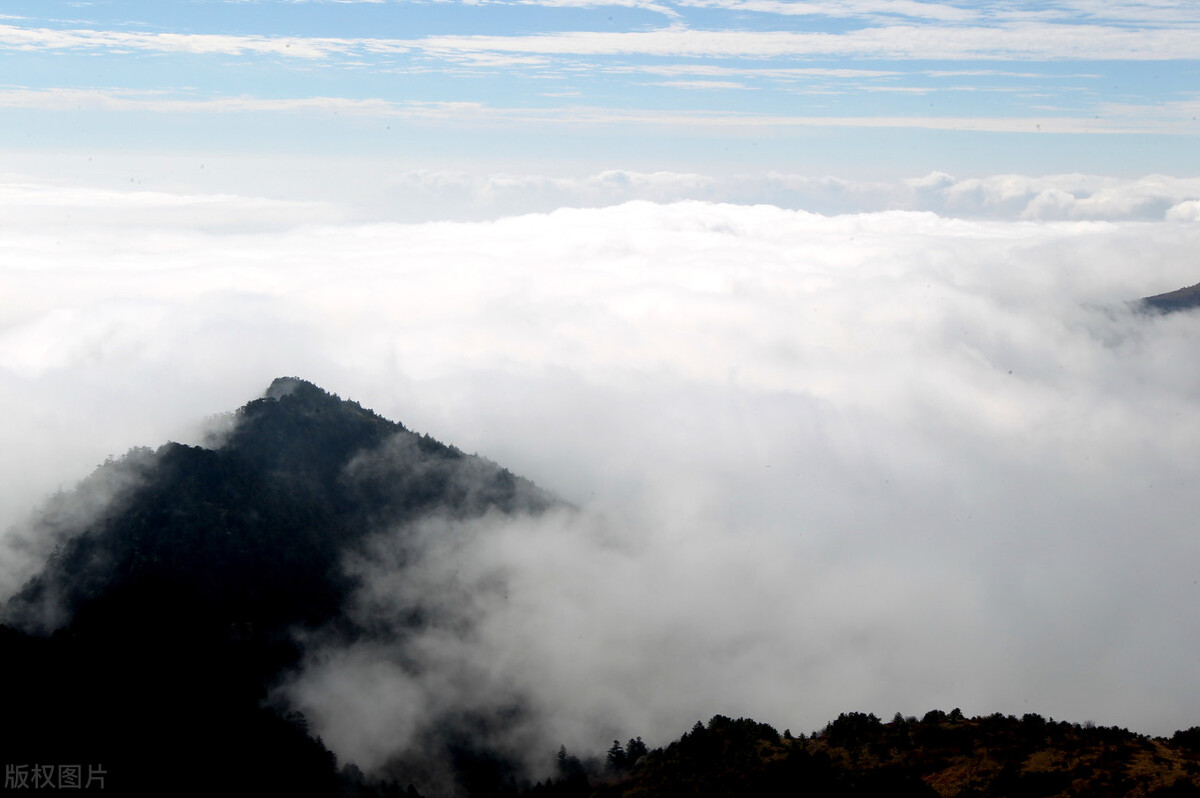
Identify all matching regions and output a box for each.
[3,178,1200,766]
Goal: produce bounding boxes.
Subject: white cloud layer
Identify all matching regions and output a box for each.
[4,175,1200,768]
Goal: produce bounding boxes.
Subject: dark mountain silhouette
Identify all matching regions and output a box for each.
[1,378,554,797]
[3,378,1199,797]
[1140,282,1200,314]
[8,377,551,637]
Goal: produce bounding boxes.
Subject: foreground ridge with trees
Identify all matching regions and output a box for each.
[531,712,1200,798]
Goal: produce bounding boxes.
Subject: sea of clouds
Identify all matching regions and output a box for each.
[3,168,1200,769]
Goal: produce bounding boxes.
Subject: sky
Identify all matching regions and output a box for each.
[3,0,1200,777]
[2,0,1200,186]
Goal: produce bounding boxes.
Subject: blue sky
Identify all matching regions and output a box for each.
[3,0,1198,178]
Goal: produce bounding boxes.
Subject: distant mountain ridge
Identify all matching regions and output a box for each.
[1140,282,1200,313]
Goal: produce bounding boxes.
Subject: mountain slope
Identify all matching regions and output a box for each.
[1140,282,1200,314]
[1,378,556,797]
[8,377,553,634]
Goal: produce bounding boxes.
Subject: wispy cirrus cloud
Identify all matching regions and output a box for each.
[412,25,1200,61]
[0,87,407,115]
[506,0,682,19]
[674,0,979,22]
[246,0,1200,27]
[2,86,1189,134]
[3,86,1192,135]
[618,63,902,78]
[677,0,1200,26]
[4,19,1200,62]
[1037,0,1200,26]
[219,0,1200,25]
[0,22,382,59]
[650,78,747,89]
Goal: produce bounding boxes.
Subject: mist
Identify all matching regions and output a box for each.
[4,173,1200,772]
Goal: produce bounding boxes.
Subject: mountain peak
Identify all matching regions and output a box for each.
[6,378,554,635]
[265,375,311,400]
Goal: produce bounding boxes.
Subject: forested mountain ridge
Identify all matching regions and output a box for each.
[7,377,554,635]
[566,712,1200,798]
[1,378,555,797]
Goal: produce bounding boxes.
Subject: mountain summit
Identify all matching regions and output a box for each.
[1,379,556,797]
[7,378,553,637]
